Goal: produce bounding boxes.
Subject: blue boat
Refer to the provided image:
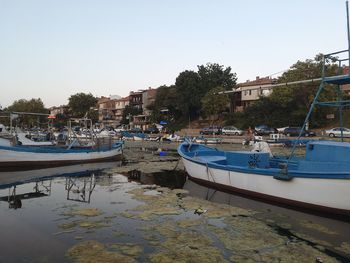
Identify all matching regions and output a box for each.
[0,141,123,171]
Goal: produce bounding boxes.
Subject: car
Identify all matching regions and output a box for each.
[199,126,221,135]
[254,125,277,136]
[325,127,350,138]
[276,126,289,133]
[144,127,159,134]
[283,127,316,137]
[129,127,143,133]
[221,126,243,136]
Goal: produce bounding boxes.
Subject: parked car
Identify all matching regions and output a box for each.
[283,127,316,137]
[129,127,143,133]
[221,126,243,136]
[144,127,159,134]
[199,126,222,135]
[254,125,277,136]
[276,126,289,133]
[325,127,350,138]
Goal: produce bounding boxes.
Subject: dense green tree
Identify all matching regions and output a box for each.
[271,56,338,127]
[6,98,47,113]
[175,70,202,120]
[201,87,230,124]
[68,93,97,118]
[197,63,237,92]
[175,63,237,123]
[148,85,181,124]
[5,98,48,127]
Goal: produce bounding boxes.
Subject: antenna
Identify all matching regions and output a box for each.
[347,1,350,74]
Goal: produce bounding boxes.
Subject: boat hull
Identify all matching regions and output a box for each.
[181,156,350,217]
[0,144,123,171]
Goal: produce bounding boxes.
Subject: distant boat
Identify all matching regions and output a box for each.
[195,136,223,144]
[0,141,123,171]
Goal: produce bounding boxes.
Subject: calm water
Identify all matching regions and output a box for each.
[0,161,349,262]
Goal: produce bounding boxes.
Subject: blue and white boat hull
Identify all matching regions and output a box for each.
[0,142,123,170]
[178,142,350,217]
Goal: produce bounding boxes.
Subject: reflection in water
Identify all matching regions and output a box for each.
[126,169,187,188]
[65,174,96,203]
[0,180,52,209]
[0,161,121,209]
[184,178,350,256]
[0,161,349,262]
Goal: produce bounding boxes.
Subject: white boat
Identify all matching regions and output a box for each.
[16,132,55,146]
[0,141,123,171]
[178,141,350,217]
[195,136,223,144]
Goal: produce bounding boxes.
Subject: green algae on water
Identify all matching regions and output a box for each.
[336,242,350,255]
[67,241,137,263]
[63,208,103,217]
[109,243,143,257]
[299,220,338,235]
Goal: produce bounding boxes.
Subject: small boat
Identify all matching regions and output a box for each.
[133,133,148,141]
[16,132,55,146]
[178,141,350,216]
[195,136,223,144]
[0,141,123,171]
[266,133,311,147]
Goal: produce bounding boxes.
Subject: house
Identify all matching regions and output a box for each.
[129,91,143,111]
[114,96,130,124]
[234,76,277,112]
[97,96,122,128]
[49,105,69,116]
[131,88,158,130]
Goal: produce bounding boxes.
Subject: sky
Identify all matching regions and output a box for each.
[0,0,349,108]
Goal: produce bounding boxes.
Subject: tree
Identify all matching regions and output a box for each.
[201,87,230,125]
[68,93,97,118]
[5,98,48,127]
[148,85,181,123]
[175,70,202,120]
[197,63,237,92]
[271,56,338,127]
[175,63,237,123]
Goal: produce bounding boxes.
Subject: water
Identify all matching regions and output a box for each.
[0,161,349,262]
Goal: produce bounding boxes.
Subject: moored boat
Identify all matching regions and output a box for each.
[178,141,350,217]
[0,141,123,171]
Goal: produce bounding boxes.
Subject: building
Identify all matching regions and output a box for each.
[49,105,69,116]
[142,87,157,116]
[129,91,143,111]
[114,96,130,124]
[97,95,125,127]
[234,76,277,112]
[131,88,158,130]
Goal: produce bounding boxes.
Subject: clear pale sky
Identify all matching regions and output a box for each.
[0,0,348,108]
